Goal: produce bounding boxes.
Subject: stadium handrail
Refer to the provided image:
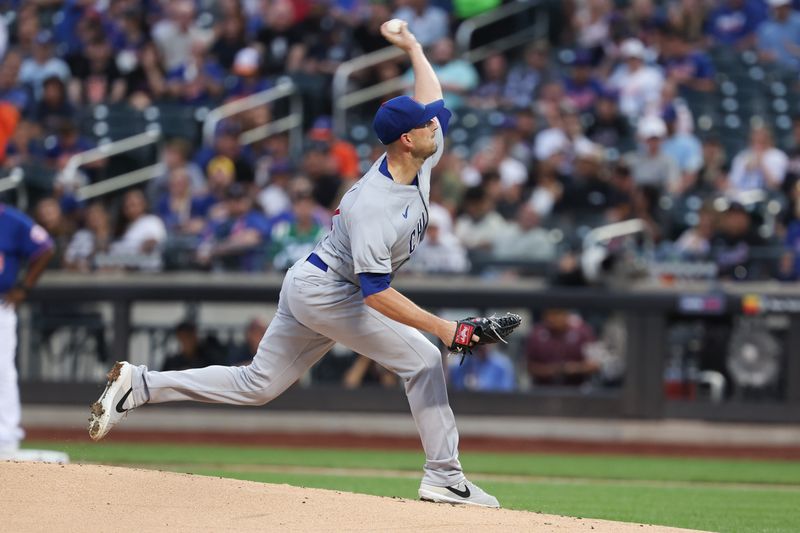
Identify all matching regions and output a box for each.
[332,1,548,138]
[0,166,26,208]
[76,163,166,201]
[238,113,303,151]
[201,80,303,156]
[583,219,647,248]
[332,46,406,138]
[62,129,162,197]
[455,0,546,62]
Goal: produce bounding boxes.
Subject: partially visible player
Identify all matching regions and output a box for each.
[0,202,54,457]
[89,22,510,507]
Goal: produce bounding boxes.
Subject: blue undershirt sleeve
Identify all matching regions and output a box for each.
[358,272,392,298]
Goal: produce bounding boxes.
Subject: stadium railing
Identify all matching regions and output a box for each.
[57,129,163,202]
[0,167,27,209]
[201,80,304,157]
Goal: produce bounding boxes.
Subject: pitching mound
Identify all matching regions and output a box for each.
[2,462,700,532]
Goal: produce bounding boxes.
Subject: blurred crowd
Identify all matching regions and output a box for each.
[2,0,800,284]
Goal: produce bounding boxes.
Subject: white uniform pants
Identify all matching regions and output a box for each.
[0,303,23,449]
[132,259,464,486]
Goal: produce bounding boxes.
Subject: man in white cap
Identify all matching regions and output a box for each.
[757,0,800,69]
[230,47,270,96]
[607,38,664,119]
[624,115,680,193]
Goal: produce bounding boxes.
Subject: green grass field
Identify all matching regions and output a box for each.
[26,441,800,533]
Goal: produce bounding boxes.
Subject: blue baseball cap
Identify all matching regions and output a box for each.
[373,96,444,145]
[661,104,677,124]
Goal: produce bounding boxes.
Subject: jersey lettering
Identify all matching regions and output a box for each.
[408,211,428,254]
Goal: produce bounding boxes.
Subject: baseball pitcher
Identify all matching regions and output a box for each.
[89,21,519,508]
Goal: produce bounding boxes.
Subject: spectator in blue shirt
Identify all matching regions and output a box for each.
[504,41,553,110]
[563,51,604,113]
[52,0,93,56]
[782,215,800,279]
[393,0,450,47]
[165,38,224,105]
[448,345,516,392]
[44,120,95,170]
[156,166,212,236]
[661,105,704,196]
[197,183,271,271]
[402,38,478,110]
[661,27,715,93]
[711,202,769,280]
[704,0,766,48]
[33,76,74,131]
[0,52,30,115]
[105,8,149,56]
[18,31,71,101]
[757,0,800,70]
[468,53,511,110]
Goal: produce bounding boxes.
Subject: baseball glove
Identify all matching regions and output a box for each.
[448,313,522,360]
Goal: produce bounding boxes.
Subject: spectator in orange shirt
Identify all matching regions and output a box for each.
[0,101,20,163]
[307,116,360,181]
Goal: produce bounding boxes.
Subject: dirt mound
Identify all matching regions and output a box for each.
[1,462,701,532]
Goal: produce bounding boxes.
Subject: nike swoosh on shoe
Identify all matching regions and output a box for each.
[445,485,470,498]
[115,388,133,413]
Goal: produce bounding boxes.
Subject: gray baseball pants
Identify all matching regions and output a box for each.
[131,258,464,486]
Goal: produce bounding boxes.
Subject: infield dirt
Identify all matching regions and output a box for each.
[1,462,704,532]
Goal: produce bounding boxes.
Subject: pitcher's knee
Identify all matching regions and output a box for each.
[239,364,277,405]
[414,344,444,375]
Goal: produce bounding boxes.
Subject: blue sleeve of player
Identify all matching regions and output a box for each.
[358,272,391,298]
[14,210,53,259]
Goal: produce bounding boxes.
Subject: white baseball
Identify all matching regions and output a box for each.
[385,19,404,34]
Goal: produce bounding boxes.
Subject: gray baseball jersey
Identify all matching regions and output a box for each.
[129,110,464,487]
[314,118,445,286]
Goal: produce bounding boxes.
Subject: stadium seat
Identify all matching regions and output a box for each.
[154,103,203,143]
